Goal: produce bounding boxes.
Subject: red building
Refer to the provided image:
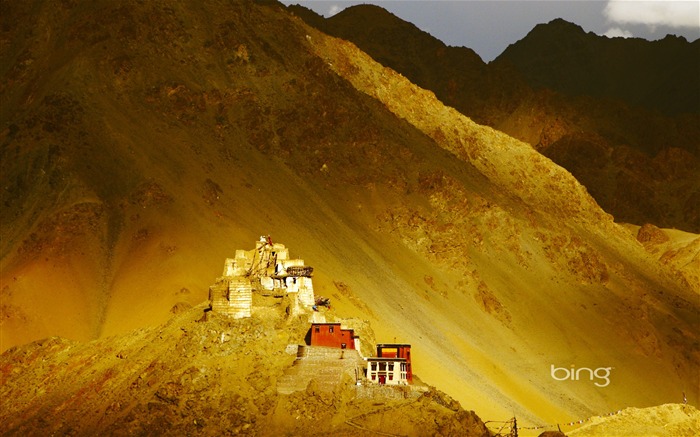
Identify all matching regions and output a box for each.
[376,344,412,383]
[309,323,356,349]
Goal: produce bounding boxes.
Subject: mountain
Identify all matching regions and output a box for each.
[494,18,700,116]
[290,5,700,233]
[288,4,518,128]
[1,0,699,431]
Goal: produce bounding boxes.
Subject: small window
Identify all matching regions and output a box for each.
[371,374,376,380]
[388,363,394,371]
[329,326,334,333]
[371,363,377,371]
[388,374,393,380]
[315,326,320,333]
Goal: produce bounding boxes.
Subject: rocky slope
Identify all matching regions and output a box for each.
[289,5,700,232]
[0,303,490,436]
[1,0,698,430]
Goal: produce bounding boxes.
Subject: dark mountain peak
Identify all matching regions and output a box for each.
[327,3,441,49]
[495,18,700,115]
[538,18,586,34]
[331,3,414,29]
[286,3,326,28]
[288,3,412,35]
[502,18,591,54]
[660,33,687,42]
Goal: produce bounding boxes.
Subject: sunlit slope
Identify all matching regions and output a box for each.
[304,28,699,422]
[0,0,697,427]
[291,4,700,233]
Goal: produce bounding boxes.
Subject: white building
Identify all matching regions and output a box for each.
[366,357,410,385]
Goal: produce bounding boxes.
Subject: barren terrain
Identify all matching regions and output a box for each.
[292,4,700,232]
[1,0,698,434]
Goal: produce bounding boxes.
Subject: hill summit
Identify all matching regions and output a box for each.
[0,298,491,436]
[494,18,700,115]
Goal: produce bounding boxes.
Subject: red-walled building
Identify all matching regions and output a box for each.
[376,344,412,383]
[309,323,356,349]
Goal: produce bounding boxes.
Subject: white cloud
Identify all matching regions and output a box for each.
[603,27,634,38]
[604,0,700,28]
[328,5,342,17]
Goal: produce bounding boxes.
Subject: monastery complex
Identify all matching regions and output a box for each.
[208,237,420,392]
[209,236,315,318]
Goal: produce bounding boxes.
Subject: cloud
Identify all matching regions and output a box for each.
[328,5,342,17]
[603,27,634,38]
[604,0,700,28]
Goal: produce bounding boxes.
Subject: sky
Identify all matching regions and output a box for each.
[281,0,700,62]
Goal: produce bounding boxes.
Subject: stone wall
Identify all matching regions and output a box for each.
[227,278,253,319]
[209,278,253,319]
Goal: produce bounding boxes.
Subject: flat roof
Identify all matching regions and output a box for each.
[366,357,407,362]
[376,343,411,347]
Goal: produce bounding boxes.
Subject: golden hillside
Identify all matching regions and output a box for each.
[1,0,698,432]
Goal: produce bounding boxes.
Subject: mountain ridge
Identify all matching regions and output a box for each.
[494,18,700,115]
[289,4,700,232]
[1,0,698,429]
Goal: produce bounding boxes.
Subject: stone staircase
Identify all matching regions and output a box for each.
[277,346,365,394]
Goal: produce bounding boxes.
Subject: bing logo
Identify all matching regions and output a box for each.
[550,364,612,387]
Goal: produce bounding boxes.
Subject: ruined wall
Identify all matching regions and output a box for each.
[209,278,252,319]
[209,238,315,318]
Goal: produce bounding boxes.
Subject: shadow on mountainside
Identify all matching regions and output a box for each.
[289,4,700,233]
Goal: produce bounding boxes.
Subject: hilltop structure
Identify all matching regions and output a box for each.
[209,236,316,318]
[210,237,416,392]
[310,322,360,350]
[307,323,414,386]
[367,344,413,385]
